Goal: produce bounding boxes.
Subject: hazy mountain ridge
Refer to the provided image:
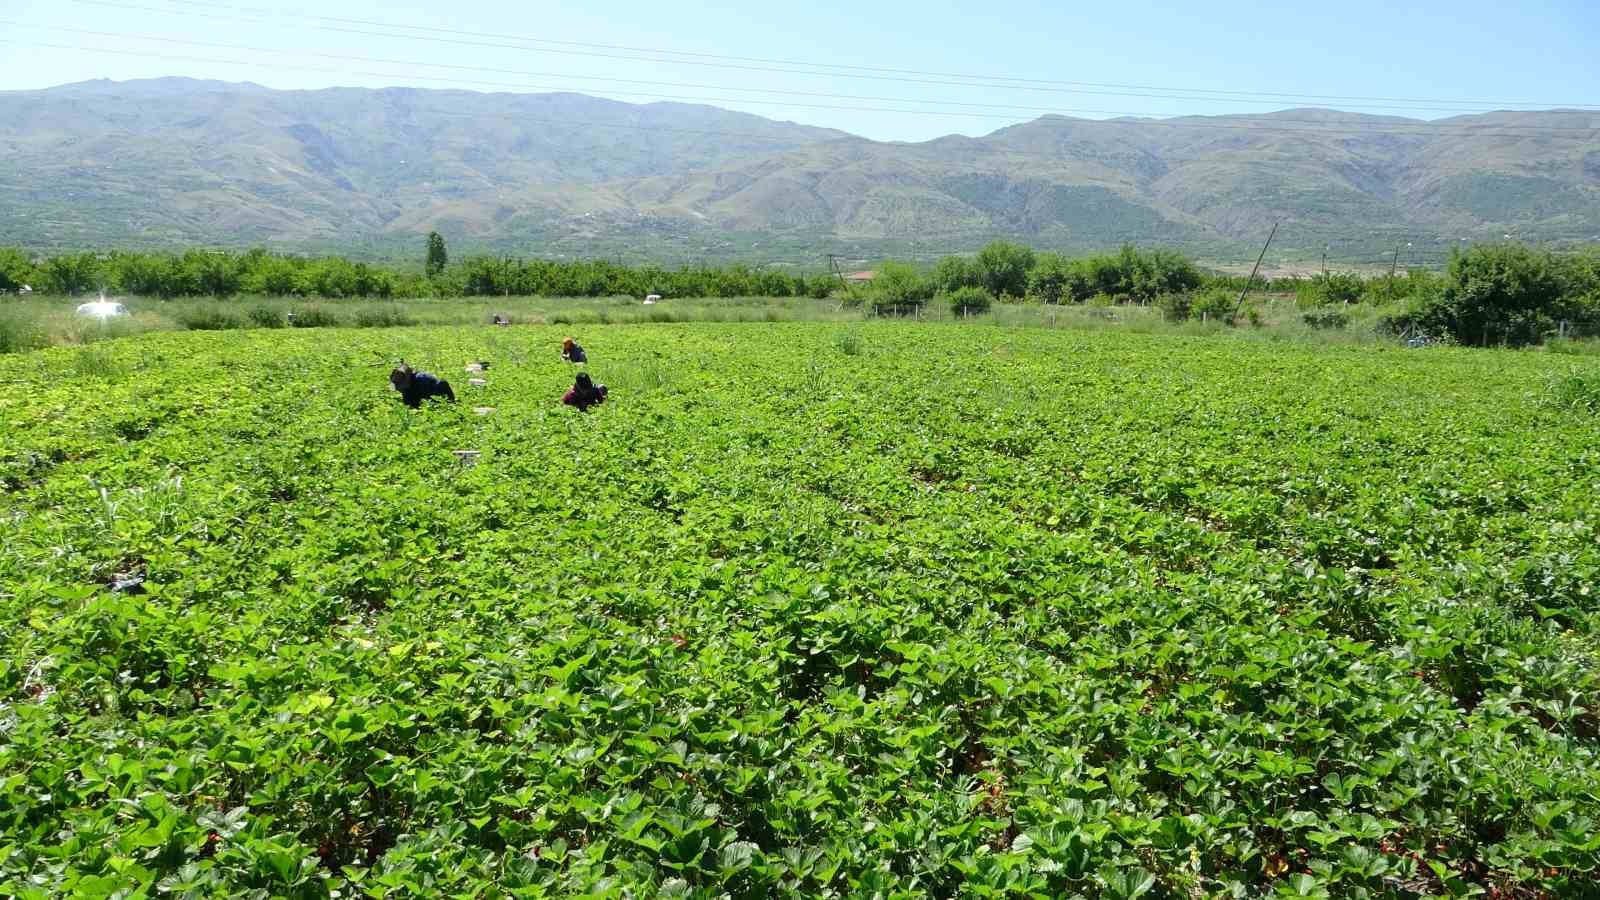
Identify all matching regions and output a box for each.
[2,78,1596,262]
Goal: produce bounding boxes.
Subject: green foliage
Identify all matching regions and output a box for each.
[931,255,982,294]
[945,285,992,315]
[241,256,303,296]
[1025,252,1072,304]
[1050,245,1203,304]
[0,306,46,352]
[974,240,1035,298]
[1191,287,1236,321]
[1118,244,1203,302]
[352,306,419,328]
[289,306,342,328]
[425,231,448,278]
[248,306,286,328]
[868,260,933,314]
[1163,287,1234,322]
[1302,309,1351,330]
[175,306,243,331]
[1298,271,1365,306]
[1547,337,1600,356]
[1159,291,1192,322]
[3,324,1600,897]
[41,252,102,296]
[0,246,36,292]
[1546,370,1600,413]
[1384,244,1594,347]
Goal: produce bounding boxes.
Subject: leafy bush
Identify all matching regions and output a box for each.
[1298,271,1365,306]
[289,306,341,328]
[1163,287,1234,322]
[1383,244,1589,347]
[352,306,418,328]
[1026,252,1072,304]
[0,246,36,292]
[41,252,102,296]
[1302,309,1351,329]
[1055,245,1202,304]
[974,241,1035,298]
[1191,288,1236,321]
[945,285,992,316]
[175,307,242,331]
[868,261,933,315]
[1159,291,1192,322]
[931,255,981,294]
[248,306,286,328]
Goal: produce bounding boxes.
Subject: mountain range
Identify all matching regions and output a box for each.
[2,78,1597,266]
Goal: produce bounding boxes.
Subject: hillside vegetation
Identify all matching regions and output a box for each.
[2,79,1597,261]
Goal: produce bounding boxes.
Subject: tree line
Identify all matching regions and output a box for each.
[0,245,836,302]
[2,236,1595,347]
[863,240,1599,346]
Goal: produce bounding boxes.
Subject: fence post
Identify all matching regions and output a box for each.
[1560,320,1568,339]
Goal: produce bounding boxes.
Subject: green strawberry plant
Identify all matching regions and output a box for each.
[1,324,1598,897]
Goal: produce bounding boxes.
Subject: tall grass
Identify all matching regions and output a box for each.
[0,307,47,353]
[0,292,1511,356]
[1545,370,1600,414]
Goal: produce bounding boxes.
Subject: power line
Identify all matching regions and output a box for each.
[55,0,1600,115]
[13,22,1600,131]
[5,37,1597,140]
[0,23,1459,122]
[134,0,1600,112]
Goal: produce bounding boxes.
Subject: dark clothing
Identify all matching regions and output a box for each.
[401,372,455,408]
[562,383,607,412]
[563,344,587,363]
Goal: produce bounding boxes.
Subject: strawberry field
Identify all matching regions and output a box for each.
[2,323,1599,898]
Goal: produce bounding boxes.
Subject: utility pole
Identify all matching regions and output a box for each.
[1231,220,1278,321]
[1321,245,1328,277]
[827,254,857,307]
[1389,243,1401,279]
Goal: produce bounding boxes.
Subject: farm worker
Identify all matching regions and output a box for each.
[561,371,608,412]
[561,337,587,363]
[390,363,456,408]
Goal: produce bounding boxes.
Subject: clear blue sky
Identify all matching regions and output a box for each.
[2,0,1596,141]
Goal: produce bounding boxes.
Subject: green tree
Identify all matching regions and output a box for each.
[426,232,448,277]
[974,241,1035,298]
[1026,252,1072,304]
[0,247,35,292]
[932,255,981,294]
[869,260,934,314]
[42,253,102,296]
[1392,243,1570,347]
[182,250,242,297]
[1298,271,1365,307]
